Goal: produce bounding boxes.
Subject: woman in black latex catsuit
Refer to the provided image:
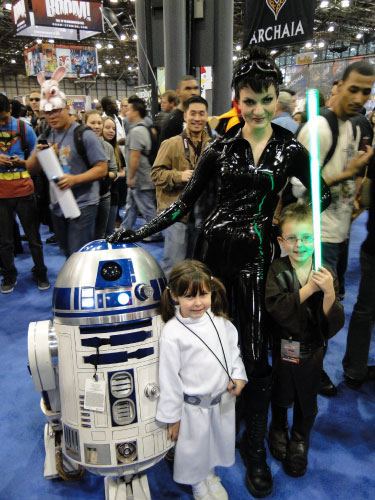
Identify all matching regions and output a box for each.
[109,46,330,497]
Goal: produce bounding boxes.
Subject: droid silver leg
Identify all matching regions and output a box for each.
[104,474,151,500]
[43,423,59,479]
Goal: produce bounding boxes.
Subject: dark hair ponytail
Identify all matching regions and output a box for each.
[160,259,230,323]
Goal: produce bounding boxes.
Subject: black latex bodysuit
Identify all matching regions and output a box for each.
[116,122,331,377]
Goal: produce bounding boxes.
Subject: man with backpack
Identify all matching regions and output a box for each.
[26,98,107,257]
[0,94,49,293]
[296,60,375,396]
[151,96,211,276]
[120,96,163,243]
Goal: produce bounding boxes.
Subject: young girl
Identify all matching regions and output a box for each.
[156,260,247,500]
[84,111,118,239]
[102,117,126,236]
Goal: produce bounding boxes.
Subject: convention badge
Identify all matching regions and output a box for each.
[281,339,300,364]
[84,378,106,412]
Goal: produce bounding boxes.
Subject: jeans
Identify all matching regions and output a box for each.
[51,204,97,257]
[322,241,348,297]
[161,222,198,277]
[95,194,111,240]
[343,249,375,380]
[121,188,162,239]
[0,195,47,281]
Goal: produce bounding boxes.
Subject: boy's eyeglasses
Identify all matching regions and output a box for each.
[282,235,314,244]
[29,98,41,102]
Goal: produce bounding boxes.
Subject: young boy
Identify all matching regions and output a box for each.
[265,203,344,477]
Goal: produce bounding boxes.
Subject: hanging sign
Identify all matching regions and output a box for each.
[243,0,316,49]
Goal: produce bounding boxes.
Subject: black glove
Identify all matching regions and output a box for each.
[106,228,138,243]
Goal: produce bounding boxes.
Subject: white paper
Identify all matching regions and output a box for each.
[84,378,106,412]
[37,147,81,219]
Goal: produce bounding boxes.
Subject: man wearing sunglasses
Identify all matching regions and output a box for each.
[29,90,49,136]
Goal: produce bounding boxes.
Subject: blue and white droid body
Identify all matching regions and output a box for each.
[28,241,171,499]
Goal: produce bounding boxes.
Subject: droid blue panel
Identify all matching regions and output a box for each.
[96,259,136,288]
[53,288,71,310]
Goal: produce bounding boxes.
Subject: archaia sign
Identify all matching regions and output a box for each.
[243,0,316,49]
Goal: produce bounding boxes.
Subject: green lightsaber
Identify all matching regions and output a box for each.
[306,89,322,270]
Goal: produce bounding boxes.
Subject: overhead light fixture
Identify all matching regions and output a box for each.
[305,41,312,48]
[270,49,277,55]
[235,44,241,51]
[107,43,113,49]
[96,42,102,49]
[5,3,12,10]
[342,0,350,6]
[232,55,238,61]
[356,33,363,39]
[128,65,132,70]
[36,38,42,44]
[101,72,105,76]
[314,54,318,58]
[10,59,16,64]
[48,38,54,43]
[98,63,102,68]
[110,0,118,2]
[132,34,138,40]
[115,60,120,64]
[125,55,130,59]
[320,1,329,8]
[93,99,98,103]
[105,59,111,64]
[120,34,126,41]
[318,41,325,48]
[328,25,335,32]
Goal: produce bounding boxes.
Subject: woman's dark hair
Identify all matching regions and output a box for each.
[232,45,283,100]
[160,259,229,323]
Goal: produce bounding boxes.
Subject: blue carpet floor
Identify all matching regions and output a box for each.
[0,213,374,500]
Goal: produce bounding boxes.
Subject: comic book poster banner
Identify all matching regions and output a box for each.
[243,0,316,49]
[24,45,45,77]
[31,0,103,32]
[56,45,97,77]
[11,0,31,33]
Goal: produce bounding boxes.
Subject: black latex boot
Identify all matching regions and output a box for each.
[283,407,316,478]
[268,405,289,461]
[240,374,273,498]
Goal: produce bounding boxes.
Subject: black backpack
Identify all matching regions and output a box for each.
[17,119,30,160]
[295,107,357,168]
[134,122,159,166]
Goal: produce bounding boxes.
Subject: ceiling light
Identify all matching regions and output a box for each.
[305,41,312,48]
[10,59,16,64]
[98,64,102,68]
[110,0,118,2]
[342,0,350,6]
[105,59,111,64]
[120,34,126,41]
[356,33,363,39]
[96,42,102,49]
[235,44,241,51]
[115,60,120,64]
[320,1,329,8]
[101,72,105,77]
[5,3,12,10]
[132,34,138,40]
[107,43,113,49]
[328,25,335,32]
[232,55,238,61]
[125,55,130,59]
[314,54,318,58]
[318,41,325,48]
[36,39,42,44]
[93,99,98,103]
[128,66,132,70]
[48,38,54,43]
[270,49,277,55]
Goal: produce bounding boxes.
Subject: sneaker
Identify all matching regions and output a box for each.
[319,369,337,397]
[46,235,57,244]
[192,480,211,500]
[1,279,17,294]
[36,276,50,291]
[344,366,375,389]
[206,473,228,500]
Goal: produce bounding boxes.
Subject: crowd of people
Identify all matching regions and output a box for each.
[1,45,375,500]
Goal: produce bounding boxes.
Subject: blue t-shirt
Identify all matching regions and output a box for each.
[0,116,36,160]
[45,122,106,212]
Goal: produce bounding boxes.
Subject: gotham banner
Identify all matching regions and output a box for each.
[243,0,316,49]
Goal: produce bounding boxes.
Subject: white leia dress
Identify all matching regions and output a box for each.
[156,308,247,485]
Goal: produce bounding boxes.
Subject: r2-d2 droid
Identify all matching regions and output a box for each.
[28,241,171,499]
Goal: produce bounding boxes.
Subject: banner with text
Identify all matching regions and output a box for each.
[243,0,316,49]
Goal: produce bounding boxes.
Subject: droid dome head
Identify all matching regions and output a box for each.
[52,241,166,326]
